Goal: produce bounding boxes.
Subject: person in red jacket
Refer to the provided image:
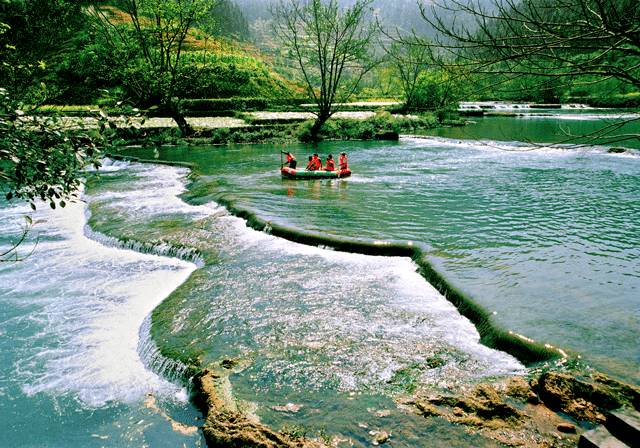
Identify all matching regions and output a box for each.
[312,153,322,170]
[325,154,335,171]
[338,152,348,170]
[282,151,297,169]
[306,155,316,170]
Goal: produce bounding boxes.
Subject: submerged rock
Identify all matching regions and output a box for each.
[410,376,576,447]
[272,403,302,414]
[192,369,326,448]
[557,423,576,433]
[410,370,640,447]
[369,430,390,445]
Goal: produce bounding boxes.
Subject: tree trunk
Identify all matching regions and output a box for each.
[171,109,193,137]
[164,100,193,137]
[310,112,330,140]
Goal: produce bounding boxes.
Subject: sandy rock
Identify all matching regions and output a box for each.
[411,375,581,447]
[505,377,532,400]
[414,401,441,417]
[534,372,640,422]
[192,369,326,448]
[369,430,389,445]
[527,391,540,405]
[272,403,302,413]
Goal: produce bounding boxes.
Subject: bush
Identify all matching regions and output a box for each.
[181,97,307,113]
[297,111,437,141]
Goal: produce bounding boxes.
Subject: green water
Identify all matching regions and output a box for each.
[84,161,520,446]
[1,110,638,447]
[121,112,640,385]
[428,109,640,149]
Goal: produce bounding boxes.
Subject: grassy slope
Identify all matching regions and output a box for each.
[95,5,300,100]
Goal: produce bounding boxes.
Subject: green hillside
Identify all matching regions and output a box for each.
[0,2,297,107]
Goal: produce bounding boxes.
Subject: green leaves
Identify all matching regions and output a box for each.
[0,91,103,210]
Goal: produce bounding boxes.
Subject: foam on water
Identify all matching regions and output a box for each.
[401,135,639,156]
[205,208,525,388]
[91,159,222,219]
[82,161,526,396]
[0,193,197,407]
[517,112,640,121]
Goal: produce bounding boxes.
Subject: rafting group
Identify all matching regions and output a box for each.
[280,151,352,179]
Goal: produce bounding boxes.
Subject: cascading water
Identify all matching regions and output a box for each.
[0,168,205,446]
[116,114,640,386]
[79,160,527,446]
[2,107,638,446]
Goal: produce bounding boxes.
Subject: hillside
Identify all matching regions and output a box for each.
[47,3,298,105]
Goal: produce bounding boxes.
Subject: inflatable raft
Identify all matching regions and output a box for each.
[281,167,351,179]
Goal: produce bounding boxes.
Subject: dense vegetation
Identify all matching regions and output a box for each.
[1,0,636,112]
[0,0,290,108]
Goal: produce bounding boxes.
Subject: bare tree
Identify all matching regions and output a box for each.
[420,0,640,90]
[90,0,217,136]
[272,0,378,138]
[416,0,640,144]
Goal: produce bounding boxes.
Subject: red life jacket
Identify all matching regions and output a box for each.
[325,159,335,171]
[313,157,322,170]
[339,155,348,170]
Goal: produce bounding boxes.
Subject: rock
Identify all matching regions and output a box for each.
[272,403,302,413]
[415,401,441,417]
[607,147,626,154]
[411,375,585,447]
[369,430,389,445]
[505,377,531,400]
[527,391,540,405]
[425,383,524,423]
[192,369,327,448]
[534,372,640,423]
[557,423,577,433]
[578,426,628,448]
[220,359,238,369]
[376,431,389,444]
[606,407,640,447]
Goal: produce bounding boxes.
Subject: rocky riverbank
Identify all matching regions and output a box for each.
[188,359,639,447]
[191,362,328,448]
[404,370,639,447]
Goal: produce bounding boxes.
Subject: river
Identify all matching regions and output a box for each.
[1,107,638,446]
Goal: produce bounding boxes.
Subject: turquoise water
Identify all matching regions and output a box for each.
[430,108,640,148]
[0,176,206,447]
[121,112,640,384]
[2,160,518,446]
[1,110,638,446]
[85,161,522,446]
